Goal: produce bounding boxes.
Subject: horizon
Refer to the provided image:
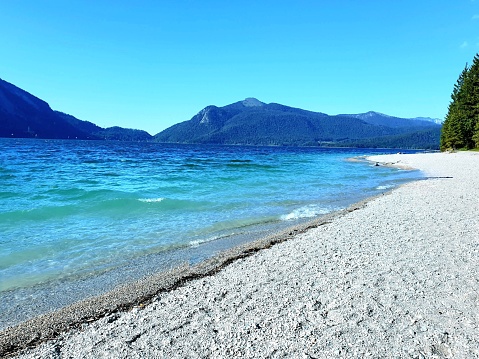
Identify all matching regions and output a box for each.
[1,1,478,134]
[0,78,443,135]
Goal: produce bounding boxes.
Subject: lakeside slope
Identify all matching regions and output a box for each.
[7,152,479,358]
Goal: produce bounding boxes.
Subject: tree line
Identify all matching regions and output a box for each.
[440,53,479,150]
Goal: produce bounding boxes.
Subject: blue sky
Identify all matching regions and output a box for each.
[1,1,479,135]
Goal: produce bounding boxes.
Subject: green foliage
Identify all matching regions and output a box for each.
[155,101,441,149]
[93,127,152,141]
[334,128,441,150]
[0,79,152,141]
[441,54,479,150]
[473,120,479,146]
[57,112,153,141]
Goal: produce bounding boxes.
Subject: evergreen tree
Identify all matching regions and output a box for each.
[441,54,479,150]
[473,120,479,147]
[470,54,479,147]
[462,54,479,148]
[441,66,468,150]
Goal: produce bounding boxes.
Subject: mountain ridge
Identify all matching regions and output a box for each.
[342,111,443,127]
[0,79,441,149]
[0,78,152,141]
[154,98,442,149]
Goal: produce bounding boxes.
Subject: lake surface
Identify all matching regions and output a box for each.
[0,139,422,328]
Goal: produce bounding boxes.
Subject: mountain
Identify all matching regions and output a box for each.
[55,112,152,141]
[413,117,444,125]
[0,78,92,139]
[0,78,152,141]
[342,111,443,128]
[154,98,442,149]
[0,77,441,149]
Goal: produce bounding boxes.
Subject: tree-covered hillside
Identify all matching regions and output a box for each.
[154,99,442,149]
[334,128,441,150]
[0,78,152,141]
[56,112,153,141]
[440,53,479,150]
[0,79,92,139]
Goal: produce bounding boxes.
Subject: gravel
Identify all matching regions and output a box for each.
[4,152,479,358]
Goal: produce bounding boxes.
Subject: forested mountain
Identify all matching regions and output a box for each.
[0,77,442,149]
[440,53,479,150]
[55,112,152,141]
[0,78,152,141]
[343,111,442,128]
[0,78,92,139]
[336,128,441,149]
[154,98,442,149]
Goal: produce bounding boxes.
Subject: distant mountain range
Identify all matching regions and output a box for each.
[341,111,443,126]
[0,79,442,149]
[0,78,152,141]
[154,98,442,149]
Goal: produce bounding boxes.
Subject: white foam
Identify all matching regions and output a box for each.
[281,205,330,221]
[189,230,243,247]
[138,197,165,203]
[376,185,393,190]
[189,236,221,247]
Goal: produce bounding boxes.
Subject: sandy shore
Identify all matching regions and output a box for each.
[3,152,479,358]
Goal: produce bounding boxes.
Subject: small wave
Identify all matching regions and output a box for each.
[225,162,275,170]
[228,159,253,164]
[281,205,330,221]
[376,185,393,190]
[138,197,165,203]
[101,172,121,177]
[0,204,79,223]
[83,159,103,164]
[0,174,16,180]
[189,231,242,247]
[189,236,219,247]
[0,191,18,199]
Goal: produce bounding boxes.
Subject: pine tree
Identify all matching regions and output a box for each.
[461,54,479,148]
[441,65,468,150]
[440,54,479,150]
[473,120,479,147]
[469,54,479,148]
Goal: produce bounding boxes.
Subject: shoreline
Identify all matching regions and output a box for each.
[0,215,320,331]
[1,145,418,332]
[1,202,373,357]
[4,151,479,357]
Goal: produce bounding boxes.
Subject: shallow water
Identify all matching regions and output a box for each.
[0,139,422,328]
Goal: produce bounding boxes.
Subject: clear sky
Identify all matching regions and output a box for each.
[1,1,478,135]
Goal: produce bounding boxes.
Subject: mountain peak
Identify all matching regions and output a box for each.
[198,106,217,124]
[154,100,441,149]
[242,98,264,107]
[354,111,392,119]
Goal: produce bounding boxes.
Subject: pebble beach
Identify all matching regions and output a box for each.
[3,152,479,358]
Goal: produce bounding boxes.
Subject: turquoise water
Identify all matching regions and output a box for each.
[0,139,421,327]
